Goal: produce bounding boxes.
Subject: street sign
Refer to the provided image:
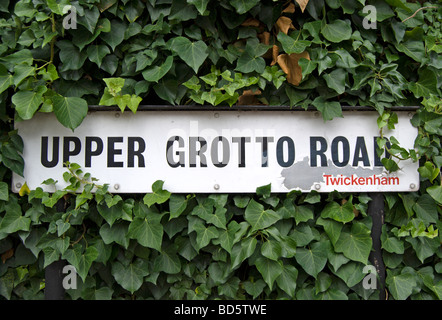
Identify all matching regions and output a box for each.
[13,110,419,193]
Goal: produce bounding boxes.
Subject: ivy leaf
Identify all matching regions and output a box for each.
[320,200,355,223]
[382,158,399,172]
[142,56,173,83]
[207,207,227,230]
[294,241,328,279]
[386,270,417,300]
[333,49,359,69]
[298,58,317,78]
[334,222,372,264]
[170,37,208,73]
[233,196,250,209]
[114,94,141,114]
[97,201,124,227]
[408,69,438,98]
[0,182,8,201]
[187,0,210,15]
[57,41,87,72]
[0,202,30,234]
[101,54,118,75]
[87,45,111,67]
[0,73,13,95]
[261,239,282,261]
[14,1,37,17]
[100,19,126,51]
[169,1,198,21]
[244,199,281,232]
[381,225,404,254]
[169,194,188,220]
[231,237,257,269]
[111,258,149,294]
[99,222,130,249]
[154,246,181,274]
[243,279,266,299]
[213,221,241,254]
[413,194,438,225]
[56,220,70,237]
[89,238,112,264]
[12,89,45,120]
[52,95,88,131]
[193,222,219,250]
[218,277,241,299]
[143,180,171,207]
[229,0,259,14]
[426,185,442,204]
[294,202,314,224]
[63,245,98,282]
[12,64,35,86]
[279,235,297,258]
[236,39,268,74]
[254,256,283,290]
[208,261,231,285]
[323,69,346,94]
[77,6,100,33]
[316,217,343,246]
[321,20,352,43]
[295,0,309,12]
[42,247,60,269]
[406,236,440,263]
[128,215,163,252]
[276,264,298,298]
[191,197,214,219]
[0,49,33,67]
[332,261,365,288]
[312,97,343,122]
[396,40,425,63]
[256,183,271,198]
[277,32,310,54]
[46,0,71,15]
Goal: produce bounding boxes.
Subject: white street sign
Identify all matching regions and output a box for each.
[13,110,419,193]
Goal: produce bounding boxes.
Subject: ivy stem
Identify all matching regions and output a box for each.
[379,127,409,162]
[66,164,105,191]
[35,61,51,71]
[49,13,56,64]
[401,6,438,23]
[71,223,87,247]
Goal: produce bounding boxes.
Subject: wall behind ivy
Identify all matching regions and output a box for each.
[0,0,441,300]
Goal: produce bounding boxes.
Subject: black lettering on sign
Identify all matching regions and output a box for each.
[331,136,349,167]
[256,137,274,167]
[310,136,327,167]
[128,137,146,168]
[352,136,370,167]
[167,136,185,168]
[63,137,81,167]
[211,136,230,168]
[85,137,103,167]
[232,137,250,168]
[189,137,207,168]
[108,137,124,168]
[276,136,295,167]
[41,136,59,168]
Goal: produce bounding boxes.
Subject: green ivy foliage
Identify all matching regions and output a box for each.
[0,0,441,300]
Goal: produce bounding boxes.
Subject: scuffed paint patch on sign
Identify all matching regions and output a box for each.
[281,156,385,191]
